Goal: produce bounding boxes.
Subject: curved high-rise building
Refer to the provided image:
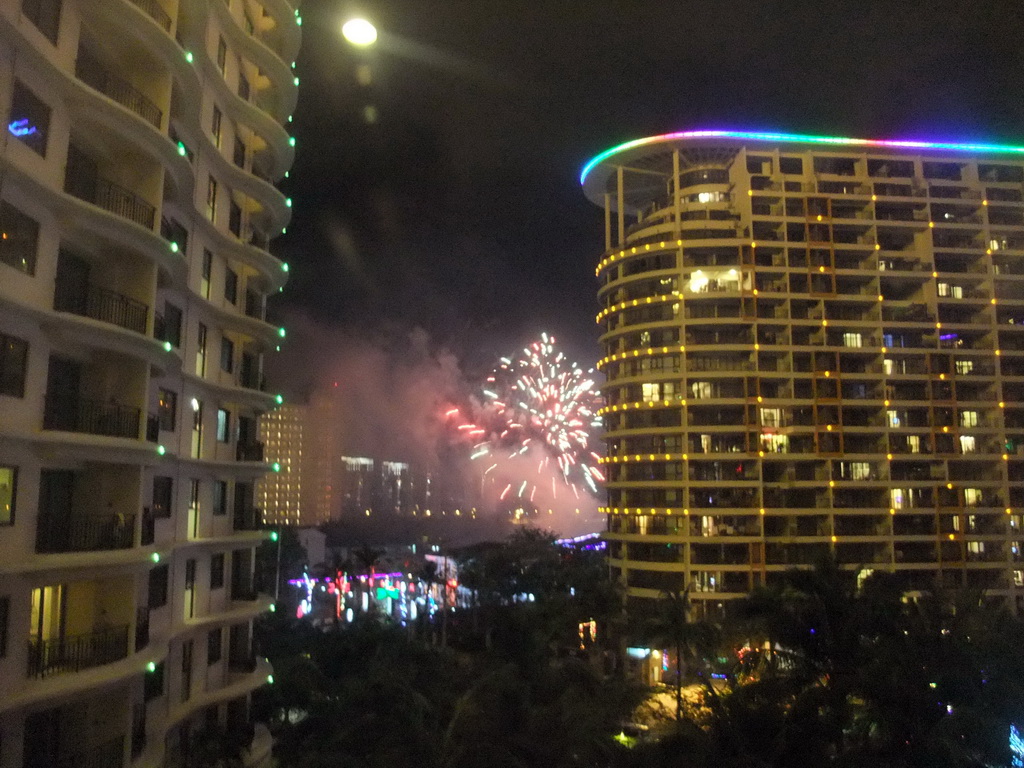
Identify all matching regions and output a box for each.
[0,0,299,765]
[582,130,1024,619]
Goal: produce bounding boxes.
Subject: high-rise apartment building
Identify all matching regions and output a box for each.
[582,130,1024,618]
[0,0,299,765]
[258,403,305,526]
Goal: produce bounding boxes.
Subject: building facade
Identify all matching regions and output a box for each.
[582,130,1024,617]
[0,0,299,765]
[257,402,304,526]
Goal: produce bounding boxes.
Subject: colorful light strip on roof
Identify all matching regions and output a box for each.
[579,130,1024,185]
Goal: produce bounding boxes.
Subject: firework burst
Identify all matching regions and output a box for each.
[449,333,604,504]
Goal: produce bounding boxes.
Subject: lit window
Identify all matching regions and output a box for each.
[890,489,907,509]
[959,410,978,428]
[691,381,712,399]
[8,80,50,156]
[0,466,15,525]
[759,434,789,453]
[959,435,976,454]
[760,408,782,427]
[906,435,921,453]
[955,359,973,375]
[0,201,40,275]
[886,409,901,428]
[883,359,895,375]
[216,408,230,442]
[842,332,862,348]
[964,488,982,507]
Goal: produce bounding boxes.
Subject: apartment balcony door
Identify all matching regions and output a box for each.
[187,479,200,539]
[23,708,62,768]
[43,357,81,431]
[184,558,196,620]
[191,402,203,459]
[53,251,90,315]
[36,469,74,552]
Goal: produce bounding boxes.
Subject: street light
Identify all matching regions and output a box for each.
[342,18,377,47]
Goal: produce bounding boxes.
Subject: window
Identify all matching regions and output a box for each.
[0,333,29,398]
[760,408,782,427]
[201,250,212,299]
[152,476,173,518]
[224,268,238,304]
[211,553,225,590]
[148,565,169,608]
[238,73,250,101]
[0,466,15,525]
[220,336,234,373]
[164,303,182,348]
[196,323,207,376]
[211,106,222,148]
[216,408,230,442]
[158,389,177,431]
[229,200,242,237]
[759,434,789,453]
[842,332,862,348]
[206,176,218,220]
[886,410,901,428]
[217,37,227,73]
[690,381,712,399]
[0,201,40,275]
[207,627,222,663]
[955,359,974,375]
[937,282,963,299]
[964,488,983,507]
[906,435,921,453]
[21,0,61,43]
[960,410,979,428]
[213,480,228,516]
[233,134,246,168]
[779,157,803,175]
[959,435,976,454]
[8,80,50,156]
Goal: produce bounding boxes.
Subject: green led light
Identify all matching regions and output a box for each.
[278,327,286,338]
[270,530,279,542]
[288,115,293,123]
[147,661,157,673]
[285,196,293,205]
[272,462,281,472]
[282,227,287,234]
[296,16,301,25]
[269,603,276,612]
[275,344,281,351]
[293,76,299,86]
[170,242,179,253]
[275,394,284,405]
[163,341,172,352]
[267,674,275,684]
[185,51,194,63]
[281,262,290,272]
[157,444,166,455]
[288,136,296,147]
[177,142,187,156]
[284,171,290,178]
[151,552,160,563]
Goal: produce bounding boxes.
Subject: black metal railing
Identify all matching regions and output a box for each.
[127,0,171,30]
[228,651,257,672]
[28,626,129,678]
[233,506,262,531]
[36,511,135,553]
[141,507,155,545]
[135,606,150,652]
[75,49,162,128]
[65,168,156,230]
[56,735,125,768]
[236,441,264,462]
[43,395,141,439]
[54,281,148,335]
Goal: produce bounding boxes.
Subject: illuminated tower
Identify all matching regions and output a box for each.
[0,0,299,765]
[582,130,1024,618]
[258,403,305,526]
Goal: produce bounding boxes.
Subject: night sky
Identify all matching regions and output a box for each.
[269,0,1024,390]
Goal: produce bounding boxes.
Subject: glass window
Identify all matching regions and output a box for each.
[224,268,238,304]
[0,201,39,275]
[959,410,978,428]
[152,476,173,518]
[211,106,222,148]
[0,466,15,525]
[144,660,164,700]
[201,250,212,299]
[207,627,222,662]
[0,333,28,398]
[147,565,169,608]
[206,176,217,220]
[216,37,227,74]
[959,435,976,454]
[842,332,862,348]
[955,359,973,375]
[21,0,61,43]
[210,554,225,590]
[8,80,50,156]
[158,389,177,431]
[164,303,182,348]
[213,480,228,516]
[220,336,234,373]
[216,408,230,442]
[196,323,207,376]
[229,200,242,237]
[238,73,250,101]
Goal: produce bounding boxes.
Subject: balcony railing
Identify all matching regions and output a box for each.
[54,281,148,335]
[126,0,171,30]
[228,651,257,673]
[75,49,162,128]
[44,395,141,439]
[65,167,156,230]
[36,511,135,553]
[233,506,262,531]
[28,626,129,678]
[236,441,264,462]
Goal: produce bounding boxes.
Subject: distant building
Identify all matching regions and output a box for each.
[259,403,306,526]
[581,129,1024,618]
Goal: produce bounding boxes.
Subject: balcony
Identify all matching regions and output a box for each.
[43,395,141,439]
[126,0,171,30]
[65,152,156,230]
[233,506,262,531]
[135,607,150,652]
[36,511,135,553]
[75,49,162,128]
[236,441,264,462]
[141,507,155,545]
[54,281,148,335]
[228,651,257,673]
[28,626,129,679]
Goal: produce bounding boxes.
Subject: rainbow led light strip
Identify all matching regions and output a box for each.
[579,130,1024,186]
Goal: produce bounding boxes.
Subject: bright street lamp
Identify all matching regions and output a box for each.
[342,18,378,47]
